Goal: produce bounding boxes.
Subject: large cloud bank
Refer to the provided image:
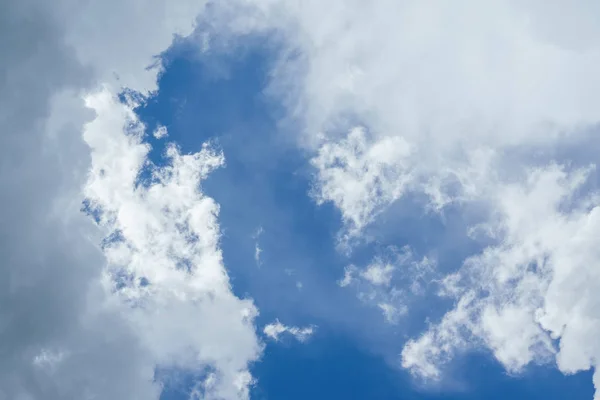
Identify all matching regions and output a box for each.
[1,1,261,399]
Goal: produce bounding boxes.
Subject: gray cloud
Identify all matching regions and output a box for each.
[0,1,262,399]
[0,1,162,399]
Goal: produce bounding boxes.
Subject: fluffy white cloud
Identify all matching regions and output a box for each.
[402,164,600,392]
[263,320,315,343]
[83,88,262,400]
[153,125,169,139]
[311,127,412,241]
[216,0,600,228]
[361,262,395,287]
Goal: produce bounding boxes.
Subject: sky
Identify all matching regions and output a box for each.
[3,1,600,400]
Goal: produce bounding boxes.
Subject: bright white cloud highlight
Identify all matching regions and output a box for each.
[361,262,395,287]
[263,320,316,343]
[153,125,169,139]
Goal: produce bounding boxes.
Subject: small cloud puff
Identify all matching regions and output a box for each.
[263,320,316,343]
[152,125,168,139]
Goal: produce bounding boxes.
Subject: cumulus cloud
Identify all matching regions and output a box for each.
[83,89,262,400]
[402,164,600,387]
[0,0,261,398]
[263,320,316,343]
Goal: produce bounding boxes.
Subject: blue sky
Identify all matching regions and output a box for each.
[133,32,595,400]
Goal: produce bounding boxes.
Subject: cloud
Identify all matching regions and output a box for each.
[56,0,210,93]
[263,320,316,343]
[311,127,412,243]
[361,261,395,287]
[195,0,600,397]
[377,303,403,325]
[0,0,261,398]
[83,88,262,399]
[339,247,434,324]
[253,226,264,266]
[0,1,154,398]
[216,0,600,231]
[153,125,169,139]
[402,164,600,387]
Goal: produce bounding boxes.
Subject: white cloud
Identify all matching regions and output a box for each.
[339,247,433,324]
[377,303,404,325]
[263,320,316,343]
[215,0,600,233]
[153,125,169,139]
[254,244,263,265]
[338,265,357,288]
[311,127,413,241]
[361,261,395,287]
[83,88,262,400]
[253,226,264,266]
[402,164,600,389]
[197,1,600,397]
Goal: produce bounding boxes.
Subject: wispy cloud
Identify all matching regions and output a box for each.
[253,226,264,266]
[264,320,316,343]
[339,246,434,324]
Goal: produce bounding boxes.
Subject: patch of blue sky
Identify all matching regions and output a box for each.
[128,30,594,400]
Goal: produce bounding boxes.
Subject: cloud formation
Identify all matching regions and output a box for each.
[7,0,600,398]
[83,89,262,399]
[198,0,600,397]
[1,0,261,399]
[339,247,434,324]
[402,164,600,384]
